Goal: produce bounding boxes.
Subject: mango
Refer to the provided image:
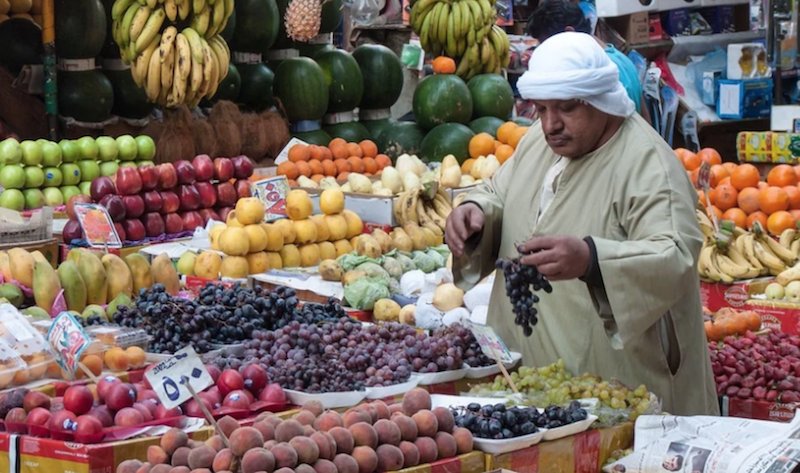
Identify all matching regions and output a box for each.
[8,248,34,288]
[57,260,87,313]
[30,250,48,265]
[194,252,222,280]
[0,251,11,282]
[22,306,51,321]
[106,292,132,320]
[176,252,198,276]
[82,304,107,322]
[101,253,133,302]
[66,248,84,264]
[151,253,180,295]
[124,253,153,295]
[77,252,107,305]
[33,261,61,313]
[0,283,24,307]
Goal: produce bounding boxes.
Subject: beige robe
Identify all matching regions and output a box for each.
[454,114,719,416]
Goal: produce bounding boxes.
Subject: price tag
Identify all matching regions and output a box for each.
[145,346,213,410]
[275,137,309,165]
[697,162,711,192]
[46,312,92,379]
[252,176,291,222]
[469,323,514,364]
[74,203,122,248]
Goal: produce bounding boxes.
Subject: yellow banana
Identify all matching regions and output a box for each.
[753,239,787,272]
[742,234,767,274]
[191,7,210,37]
[728,246,753,268]
[158,26,177,62]
[145,41,162,101]
[209,37,229,80]
[761,235,798,265]
[161,41,175,92]
[113,0,136,20]
[780,228,797,248]
[146,0,156,8]
[182,27,205,64]
[792,238,800,257]
[411,0,439,28]
[208,0,225,37]
[164,0,177,21]
[133,33,160,88]
[198,37,214,94]
[206,46,221,98]
[220,0,234,30]
[192,0,205,14]
[714,251,756,280]
[178,0,190,19]
[135,7,165,53]
[405,189,420,225]
[126,5,148,44]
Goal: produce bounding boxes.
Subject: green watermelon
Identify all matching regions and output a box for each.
[295,129,332,146]
[212,63,243,103]
[323,122,372,143]
[55,0,107,59]
[353,44,404,111]
[237,63,273,111]
[232,0,279,53]
[413,74,473,131]
[420,123,474,164]
[274,57,329,122]
[316,49,363,113]
[376,122,426,160]
[105,68,154,120]
[469,117,505,138]
[361,118,396,141]
[319,0,343,33]
[0,18,43,75]
[298,43,335,58]
[513,117,535,126]
[220,8,236,43]
[59,70,114,123]
[467,74,515,119]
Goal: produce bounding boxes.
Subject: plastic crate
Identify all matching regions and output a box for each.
[0,207,53,244]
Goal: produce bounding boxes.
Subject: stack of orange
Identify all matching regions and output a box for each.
[461,121,526,174]
[276,139,392,186]
[676,147,800,235]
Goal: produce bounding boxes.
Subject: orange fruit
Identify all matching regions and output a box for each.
[432,56,457,74]
[497,122,519,144]
[329,138,346,148]
[321,160,337,177]
[125,346,146,369]
[79,354,103,378]
[697,148,722,165]
[288,179,297,187]
[731,163,760,190]
[697,190,706,204]
[508,127,529,149]
[683,153,702,171]
[309,145,325,161]
[790,209,800,221]
[311,174,325,183]
[346,143,363,158]
[363,157,378,174]
[359,140,378,158]
[277,162,299,180]
[308,159,324,175]
[288,144,310,162]
[469,133,496,159]
[722,208,747,229]
[737,187,761,214]
[330,143,349,161]
[709,165,729,187]
[768,164,799,187]
[296,161,312,177]
[334,159,351,174]
[347,157,365,173]
[718,176,731,187]
[337,171,350,181]
[674,148,695,165]
[758,181,769,190]
[494,140,503,150]
[690,169,700,187]
[722,162,738,174]
[768,210,797,235]
[712,183,738,211]
[374,154,391,169]
[320,147,333,161]
[495,144,515,164]
[747,211,768,230]
[786,186,800,209]
[794,165,800,181]
[759,186,790,214]
[708,205,723,221]
[104,347,130,372]
[461,158,476,174]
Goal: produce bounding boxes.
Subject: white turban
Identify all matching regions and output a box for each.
[517,32,635,118]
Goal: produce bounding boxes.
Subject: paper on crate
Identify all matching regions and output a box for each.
[250,272,344,300]
[275,138,309,165]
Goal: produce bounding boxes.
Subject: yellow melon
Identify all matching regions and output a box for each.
[318,241,336,261]
[342,209,363,239]
[245,252,270,274]
[244,225,268,252]
[333,239,353,257]
[279,245,301,267]
[310,215,331,243]
[298,244,321,267]
[325,214,348,241]
[235,197,266,225]
[319,188,345,215]
[273,218,296,244]
[218,227,250,256]
[220,256,249,278]
[286,189,313,220]
[293,219,318,245]
[266,252,283,270]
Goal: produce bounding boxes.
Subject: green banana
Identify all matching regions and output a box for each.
[419,10,433,51]
[182,27,205,63]
[457,37,466,56]
[477,0,492,24]
[193,0,205,14]
[112,0,136,20]
[455,54,471,77]
[146,0,157,8]
[466,26,475,46]
[135,7,165,53]
[428,3,442,44]
[466,0,482,28]
[445,10,456,57]
[460,0,471,35]
[120,2,141,45]
[451,1,462,42]
[488,25,503,56]
[208,0,225,37]
[177,0,190,19]
[129,5,151,44]
[190,6,210,36]
[437,3,449,48]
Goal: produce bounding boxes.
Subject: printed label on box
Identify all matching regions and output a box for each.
[252,176,290,222]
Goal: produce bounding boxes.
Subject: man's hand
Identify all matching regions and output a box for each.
[518,235,590,281]
[445,203,485,257]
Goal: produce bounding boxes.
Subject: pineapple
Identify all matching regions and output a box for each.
[285,0,324,42]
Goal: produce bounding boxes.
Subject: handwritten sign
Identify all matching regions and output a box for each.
[252,176,290,222]
[145,346,213,409]
[74,203,122,248]
[469,323,514,364]
[697,162,711,191]
[46,312,92,378]
[274,138,309,165]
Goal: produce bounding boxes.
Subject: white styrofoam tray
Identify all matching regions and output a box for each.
[412,367,469,385]
[542,414,598,441]
[464,352,523,379]
[473,430,547,455]
[429,394,512,410]
[596,0,658,17]
[284,389,369,409]
[366,376,421,400]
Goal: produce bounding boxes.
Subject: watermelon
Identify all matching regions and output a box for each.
[420,123,474,164]
[352,44,404,111]
[295,129,332,146]
[361,118,396,141]
[413,74,473,131]
[469,117,505,138]
[376,122,426,161]
[237,63,273,111]
[220,8,236,43]
[211,63,243,103]
[59,70,114,123]
[274,57,329,122]
[0,18,43,75]
[513,117,535,126]
[316,49,363,113]
[323,122,372,143]
[232,0,279,53]
[467,74,515,120]
[299,43,335,58]
[55,0,107,59]
[319,0,343,33]
[105,68,154,120]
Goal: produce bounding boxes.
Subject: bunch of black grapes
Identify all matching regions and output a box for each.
[454,401,588,439]
[496,256,552,336]
[434,324,493,367]
[79,314,109,328]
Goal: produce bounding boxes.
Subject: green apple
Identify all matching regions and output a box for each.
[58,139,79,163]
[99,161,119,177]
[60,185,82,203]
[19,140,43,166]
[119,162,137,168]
[36,139,49,147]
[41,141,63,166]
[77,160,100,182]
[24,166,45,188]
[60,163,81,186]
[76,136,98,160]
[135,135,156,161]
[96,136,119,162]
[22,189,44,210]
[79,181,92,195]
[135,160,155,168]
[42,167,63,187]
[0,189,24,210]
[0,164,25,189]
[0,138,22,164]
[116,135,138,161]
[42,187,63,206]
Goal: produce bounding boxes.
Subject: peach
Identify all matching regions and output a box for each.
[357,404,377,424]
[376,444,404,471]
[343,409,371,428]
[188,469,211,473]
[275,468,296,473]
[333,453,359,473]
[402,388,431,416]
[161,428,190,455]
[169,468,190,473]
[311,432,335,460]
[212,449,234,472]
[272,442,299,469]
[136,464,152,473]
[275,419,305,443]
[188,440,205,449]
[304,425,317,436]
[432,407,455,433]
[252,420,276,442]
[348,422,378,449]
[370,401,390,420]
[314,411,344,431]
[264,440,278,450]
[293,409,317,426]
[217,416,241,438]
[149,465,172,473]
[205,435,226,452]
[389,403,403,415]
[241,448,276,473]
[392,415,418,442]
[290,435,321,464]
[187,446,216,470]
[351,446,377,473]
[329,427,354,454]
[434,432,456,459]
[295,464,316,473]
[147,446,169,465]
[399,441,420,468]
[313,459,338,473]
[412,410,438,438]
[374,419,401,446]
[117,460,144,473]
[172,447,192,467]
[115,407,145,427]
[302,400,324,417]
[452,427,473,454]
[263,415,283,429]
[322,432,338,459]
[229,427,265,457]
[414,437,438,464]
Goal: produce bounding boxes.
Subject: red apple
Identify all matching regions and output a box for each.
[233,156,255,179]
[258,384,287,403]
[27,407,52,426]
[235,179,252,199]
[154,404,183,420]
[142,190,163,213]
[114,222,126,242]
[99,194,127,221]
[48,410,77,432]
[97,376,121,403]
[132,403,154,422]
[139,398,159,415]
[174,160,196,184]
[66,194,92,220]
[156,163,178,190]
[5,407,27,425]
[63,219,84,242]
[142,212,165,237]
[75,415,103,436]
[160,190,180,214]
[217,369,245,396]
[198,392,221,410]
[216,182,237,206]
[138,164,159,191]
[217,207,234,222]
[164,213,184,234]
[181,211,203,231]
[205,365,221,383]
[222,390,251,409]
[90,176,117,202]
[64,386,94,416]
[193,154,214,182]
[241,389,255,403]
[122,194,145,218]
[179,184,200,211]
[214,157,234,181]
[116,166,143,195]
[88,406,113,427]
[184,397,214,418]
[198,208,220,224]
[23,391,51,412]
[241,364,268,394]
[114,407,145,427]
[105,383,136,412]
[194,181,217,208]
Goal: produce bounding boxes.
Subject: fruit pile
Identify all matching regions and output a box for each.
[0,135,155,211]
[0,0,43,27]
[276,139,391,188]
[394,187,452,234]
[453,401,588,439]
[496,256,551,337]
[110,0,233,107]
[704,308,762,342]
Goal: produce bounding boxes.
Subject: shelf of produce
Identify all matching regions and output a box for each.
[483,422,633,473]
[0,238,58,268]
[722,395,800,423]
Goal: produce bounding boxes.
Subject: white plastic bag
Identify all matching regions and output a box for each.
[470,305,489,325]
[443,307,470,326]
[464,281,493,312]
[349,0,385,25]
[415,292,444,330]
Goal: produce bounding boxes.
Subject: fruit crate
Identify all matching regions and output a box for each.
[0,206,52,245]
[722,395,800,423]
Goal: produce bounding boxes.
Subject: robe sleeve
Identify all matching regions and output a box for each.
[588,143,702,349]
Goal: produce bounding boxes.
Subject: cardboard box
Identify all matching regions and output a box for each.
[648,15,664,41]
[595,0,658,18]
[0,238,59,268]
[717,79,773,120]
[606,12,650,44]
[723,396,800,423]
[737,132,800,164]
[660,8,691,36]
[700,279,768,312]
[699,5,736,33]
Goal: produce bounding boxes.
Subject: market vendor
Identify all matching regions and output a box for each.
[446,32,718,416]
